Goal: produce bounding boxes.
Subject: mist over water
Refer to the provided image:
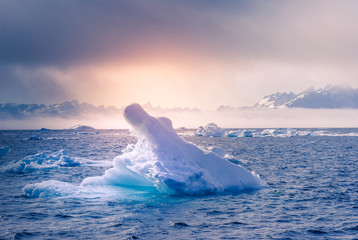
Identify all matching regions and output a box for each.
[2,108,358,130]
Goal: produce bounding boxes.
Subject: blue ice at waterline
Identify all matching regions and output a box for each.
[23,103,264,197]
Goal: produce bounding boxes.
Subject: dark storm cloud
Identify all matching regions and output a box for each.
[0,0,143,66]
[1,0,358,107]
[0,65,69,103]
[1,0,358,67]
[0,0,243,67]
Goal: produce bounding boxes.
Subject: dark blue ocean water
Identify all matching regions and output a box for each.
[0,129,357,239]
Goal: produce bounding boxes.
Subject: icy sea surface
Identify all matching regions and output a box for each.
[0,128,358,239]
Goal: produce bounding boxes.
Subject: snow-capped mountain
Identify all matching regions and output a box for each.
[0,100,121,119]
[255,86,358,109]
[254,92,296,109]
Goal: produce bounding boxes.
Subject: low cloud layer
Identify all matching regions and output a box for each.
[0,65,69,103]
[1,1,358,66]
[1,1,358,108]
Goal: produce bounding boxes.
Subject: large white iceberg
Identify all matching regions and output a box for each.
[82,104,264,195]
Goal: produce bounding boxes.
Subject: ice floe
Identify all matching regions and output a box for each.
[2,150,80,173]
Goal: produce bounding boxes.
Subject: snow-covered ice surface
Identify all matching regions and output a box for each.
[82,104,264,195]
[1,125,358,239]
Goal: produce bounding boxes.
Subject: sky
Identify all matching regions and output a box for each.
[1,0,358,110]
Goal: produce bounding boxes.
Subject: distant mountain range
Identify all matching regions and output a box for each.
[254,86,358,109]
[0,100,201,120]
[0,100,121,119]
[1,85,358,120]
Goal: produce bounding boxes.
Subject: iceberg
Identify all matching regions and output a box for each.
[195,123,225,137]
[82,104,264,195]
[1,150,80,173]
[70,125,95,131]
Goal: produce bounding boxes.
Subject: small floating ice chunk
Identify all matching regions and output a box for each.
[226,130,241,137]
[242,130,253,137]
[260,128,298,137]
[58,155,81,167]
[82,104,264,195]
[0,146,10,158]
[23,180,79,198]
[27,135,44,140]
[195,123,225,137]
[260,129,273,136]
[1,150,80,173]
[295,130,311,136]
[226,130,253,137]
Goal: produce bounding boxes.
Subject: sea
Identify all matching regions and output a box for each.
[0,128,357,239]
